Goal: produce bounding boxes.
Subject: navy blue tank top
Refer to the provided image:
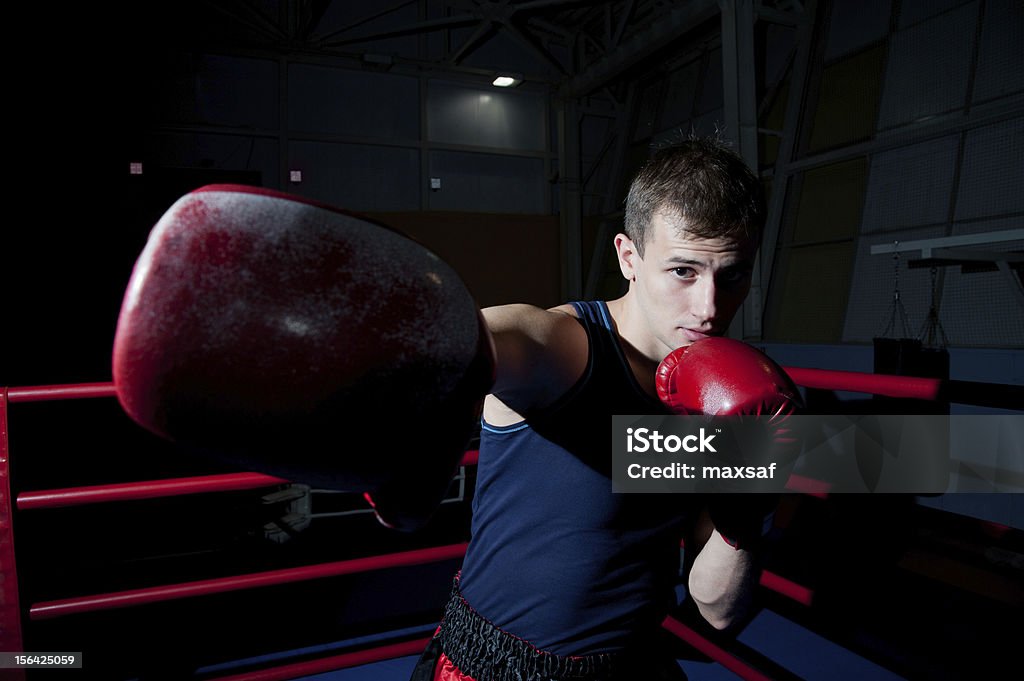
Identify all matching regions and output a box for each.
[459,301,699,655]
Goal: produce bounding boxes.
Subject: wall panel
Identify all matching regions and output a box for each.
[428,81,546,151]
[972,0,1024,102]
[877,3,978,129]
[954,117,1024,221]
[861,136,960,233]
[289,65,420,140]
[825,0,892,60]
[427,151,546,213]
[289,140,420,211]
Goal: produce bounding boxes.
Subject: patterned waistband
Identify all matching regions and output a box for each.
[438,574,620,681]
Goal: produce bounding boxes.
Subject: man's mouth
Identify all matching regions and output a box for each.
[681,328,717,342]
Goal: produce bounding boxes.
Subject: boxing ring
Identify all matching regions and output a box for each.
[2,368,1022,680]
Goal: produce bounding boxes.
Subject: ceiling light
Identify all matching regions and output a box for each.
[492,75,521,87]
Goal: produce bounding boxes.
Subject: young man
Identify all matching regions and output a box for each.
[109,133,770,681]
[411,138,770,681]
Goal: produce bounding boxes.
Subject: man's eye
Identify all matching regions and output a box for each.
[720,269,752,286]
[672,267,697,279]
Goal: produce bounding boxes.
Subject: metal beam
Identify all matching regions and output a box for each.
[907,249,1024,265]
[996,260,1024,314]
[516,0,596,11]
[150,123,555,162]
[557,98,584,300]
[759,0,819,338]
[611,0,638,48]
[756,4,807,26]
[206,1,287,42]
[447,19,496,64]
[420,0,431,212]
[559,0,719,98]
[757,45,796,118]
[584,83,637,299]
[869,230,1024,256]
[301,0,333,39]
[764,91,1024,178]
[448,0,513,64]
[199,42,560,86]
[720,0,759,169]
[320,13,479,47]
[721,0,761,339]
[503,19,570,75]
[526,16,575,41]
[317,0,421,42]
[278,55,289,190]
[896,242,1024,315]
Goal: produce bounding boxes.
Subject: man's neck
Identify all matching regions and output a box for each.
[604,293,661,398]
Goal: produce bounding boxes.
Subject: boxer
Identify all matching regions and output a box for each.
[415,138,800,681]
[113,138,800,681]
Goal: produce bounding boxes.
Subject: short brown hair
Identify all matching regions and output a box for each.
[624,137,764,256]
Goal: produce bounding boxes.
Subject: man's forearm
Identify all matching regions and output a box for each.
[687,528,758,630]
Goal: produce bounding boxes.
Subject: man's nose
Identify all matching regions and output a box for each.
[694,277,718,323]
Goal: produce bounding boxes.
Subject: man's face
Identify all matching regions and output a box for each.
[617,212,756,359]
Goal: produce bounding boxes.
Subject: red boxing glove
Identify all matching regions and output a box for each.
[655,337,801,419]
[114,185,494,531]
[656,337,803,547]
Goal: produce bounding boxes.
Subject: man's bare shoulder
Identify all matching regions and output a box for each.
[481,303,588,411]
[482,303,581,338]
[547,302,579,317]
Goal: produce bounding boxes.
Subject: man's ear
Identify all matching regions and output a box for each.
[614,233,639,281]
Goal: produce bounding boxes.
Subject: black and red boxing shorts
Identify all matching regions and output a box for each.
[409,574,687,681]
